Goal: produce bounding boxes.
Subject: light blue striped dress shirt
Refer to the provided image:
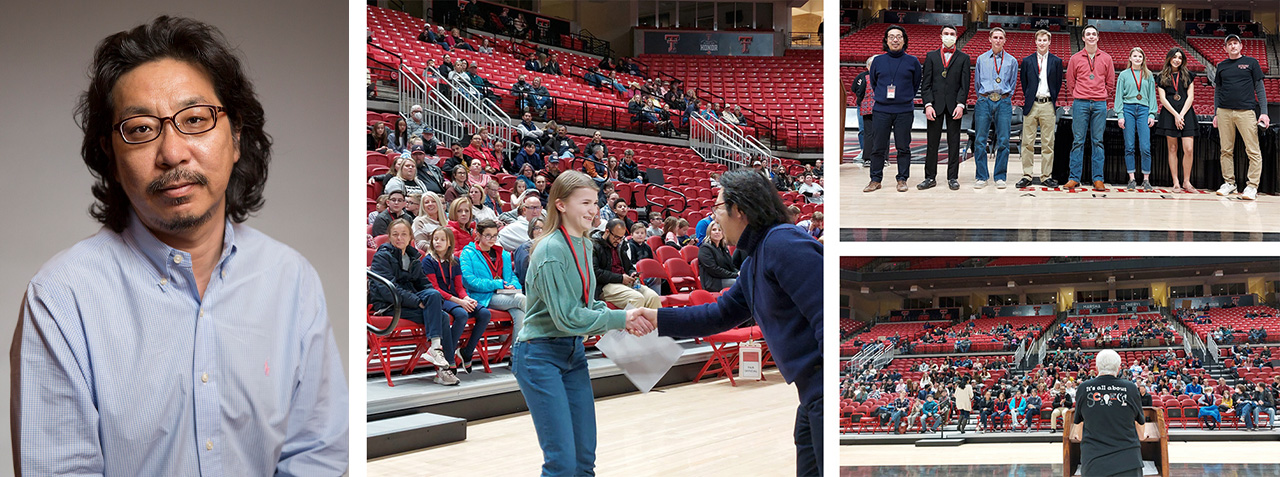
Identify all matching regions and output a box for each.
[975,50,1019,96]
[13,212,348,476]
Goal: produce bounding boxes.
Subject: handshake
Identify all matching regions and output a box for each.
[624,307,659,336]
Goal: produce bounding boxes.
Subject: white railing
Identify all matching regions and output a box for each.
[1013,340,1026,366]
[1037,340,1048,367]
[441,74,517,159]
[871,346,896,370]
[689,114,777,171]
[403,67,467,149]
[1207,335,1220,362]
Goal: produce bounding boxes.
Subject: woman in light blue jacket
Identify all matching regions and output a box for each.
[460,219,526,339]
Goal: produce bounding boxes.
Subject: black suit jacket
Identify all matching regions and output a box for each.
[920,49,971,114]
[1018,53,1064,116]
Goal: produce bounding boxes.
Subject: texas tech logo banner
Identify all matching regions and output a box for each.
[738,36,753,54]
[665,34,680,53]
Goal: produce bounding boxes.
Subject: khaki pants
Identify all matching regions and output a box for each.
[1217,108,1263,189]
[1050,407,1070,429]
[600,283,662,310]
[1020,101,1056,180]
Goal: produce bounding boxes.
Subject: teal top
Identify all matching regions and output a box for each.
[1114,67,1158,118]
[518,229,626,341]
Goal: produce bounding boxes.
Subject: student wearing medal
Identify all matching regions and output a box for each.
[513,171,654,476]
[1016,29,1064,189]
[1065,24,1116,191]
[972,27,1018,189]
[1154,47,1198,192]
[920,24,971,190]
[1114,47,1158,191]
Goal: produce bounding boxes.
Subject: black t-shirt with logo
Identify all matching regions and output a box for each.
[1073,374,1145,475]
[1215,55,1264,114]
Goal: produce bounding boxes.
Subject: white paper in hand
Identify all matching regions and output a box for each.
[595,328,683,394]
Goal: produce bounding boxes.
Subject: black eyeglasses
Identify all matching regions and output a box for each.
[113,105,227,144]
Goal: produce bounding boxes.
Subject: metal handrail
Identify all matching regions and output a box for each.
[689,114,777,170]
[367,270,402,336]
[440,73,518,160]
[641,183,688,218]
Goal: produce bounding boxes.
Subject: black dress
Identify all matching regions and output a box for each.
[1154,71,1198,138]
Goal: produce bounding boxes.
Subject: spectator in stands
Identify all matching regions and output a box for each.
[467,64,501,103]
[544,55,563,76]
[372,189,414,237]
[413,192,448,249]
[1212,34,1270,200]
[511,216,543,285]
[622,222,654,265]
[408,103,428,138]
[443,165,469,204]
[524,53,544,72]
[1050,386,1073,432]
[974,390,994,432]
[971,27,1017,190]
[1065,25,1116,191]
[516,115,543,151]
[368,121,392,154]
[1154,48,1198,192]
[582,144,606,180]
[1022,391,1043,432]
[477,38,494,54]
[439,54,454,76]
[469,184,498,223]
[585,131,608,158]
[797,173,824,204]
[467,158,493,188]
[386,150,427,197]
[546,125,579,160]
[1017,29,1064,189]
[1010,389,1028,429]
[991,392,1012,431]
[422,227,491,378]
[449,59,471,87]
[514,142,544,175]
[592,219,662,310]
[371,219,453,381]
[528,76,552,117]
[609,199,634,231]
[369,194,387,225]
[499,194,544,251]
[498,189,532,224]
[461,219,526,340]
[446,27,476,51]
[617,150,642,183]
[697,221,739,292]
[446,197,475,251]
[920,25,971,191]
[799,212,823,240]
[463,133,501,173]
[1258,382,1278,429]
[888,391,912,433]
[483,179,507,213]
[1186,377,1204,395]
[583,66,605,88]
[512,75,533,111]
[646,212,664,237]
[1074,349,1145,475]
[1115,47,1158,191]
[864,26,920,193]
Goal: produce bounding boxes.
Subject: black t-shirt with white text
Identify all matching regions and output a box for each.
[1215,55,1264,114]
[1073,374,1145,475]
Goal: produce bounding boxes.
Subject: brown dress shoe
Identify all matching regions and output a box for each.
[863,181,881,192]
[897,180,908,192]
[1063,180,1079,189]
[1093,180,1105,191]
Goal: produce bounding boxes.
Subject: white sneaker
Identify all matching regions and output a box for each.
[424,346,449,367]
[996,180,1007,189]
[1217,182,1237,196]
[434,368,460,386]
[1241,186,1257,200]
[974,180,987,189]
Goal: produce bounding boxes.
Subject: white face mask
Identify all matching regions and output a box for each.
[941,35,957,48]
[412,112,423,121]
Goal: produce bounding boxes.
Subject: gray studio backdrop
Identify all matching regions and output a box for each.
[0,0,349,469]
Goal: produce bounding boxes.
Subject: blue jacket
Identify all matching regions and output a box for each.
[514,149,544,172]
[694,215,713,245]
[459,242,521,307]
[657,223,823,404]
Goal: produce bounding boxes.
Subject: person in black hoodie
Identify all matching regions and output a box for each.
[592,219,662,310]
[368,219,455,383]
[618,149,642,183]
[697,221,738,292]
[635,170,823,476]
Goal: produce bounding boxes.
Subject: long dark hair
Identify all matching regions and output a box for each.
[718,169,790,229]
[76,16,271,232]
[1158,47,1192,89]
[882,25,908,52]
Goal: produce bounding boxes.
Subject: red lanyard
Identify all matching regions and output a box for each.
[942,48,954,69]
[1036,55,1045,76]
[560,226,591,306]
[1131,69,1143,92]
[1174,72,1182,90]
[993,52,1005,77]
[482,247,503,279]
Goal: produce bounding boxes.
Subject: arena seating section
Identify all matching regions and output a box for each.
[1051,312,1183,348]
[839,321,935,355]
[1187,37,1270,74]
[1180,306,1280,344]
[910,314,1055,354]
[840,24,966,63]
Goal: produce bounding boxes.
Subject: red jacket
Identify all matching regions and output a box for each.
[447,220,474,254]
[462,145,501,172]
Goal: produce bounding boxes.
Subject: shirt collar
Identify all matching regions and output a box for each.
[122,209,238,278]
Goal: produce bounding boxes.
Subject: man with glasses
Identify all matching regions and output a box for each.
[371,188,414,237]
[864,25,921,193]
[499,194,544,251]
[592,219,662,311]
[13,16,346,475]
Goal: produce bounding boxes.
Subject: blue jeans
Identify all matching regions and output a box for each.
[1070,99,1108,182]
[857,112,866,156]
[401,288,445,339]
[868,110,913,182]
[1122,103,1152,174]
[1241,403,1259,429]
[513,337,596,476]
[1255,406,1276,428]
[973,94,1011,181]
[443,301,491,364]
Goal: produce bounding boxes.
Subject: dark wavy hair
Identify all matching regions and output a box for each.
[882,25,908,53]
[76,16,271,232]
[718,169,790,229]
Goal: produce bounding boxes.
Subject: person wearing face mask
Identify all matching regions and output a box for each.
[971,27,1018,190]
[1017,30,1064,190]
[407,103,427,138]
[863,25,921,193]
[919,25,970,191]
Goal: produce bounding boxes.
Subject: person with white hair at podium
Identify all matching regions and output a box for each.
[1073,349,1145,476]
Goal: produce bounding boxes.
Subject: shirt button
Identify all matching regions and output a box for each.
[205,439,213,450]
[199,308,205,318]
[160,278,168,286]
[173,255,183,264]
[220,270,226,279]
[202,372,209,383]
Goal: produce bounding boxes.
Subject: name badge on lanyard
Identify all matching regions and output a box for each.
[886,84,896,100]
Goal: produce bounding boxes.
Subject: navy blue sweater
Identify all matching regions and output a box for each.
[657,223,824,405]
[869,49,922,114]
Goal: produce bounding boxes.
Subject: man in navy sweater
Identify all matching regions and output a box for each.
[638,170,823,476]
[863,25,922,193]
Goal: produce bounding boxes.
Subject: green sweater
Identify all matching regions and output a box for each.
[518,229,627,341]
[1114,68,1158,118]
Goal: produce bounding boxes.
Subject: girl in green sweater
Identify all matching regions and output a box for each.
[512,170,653,476]
[1115,47,1158,191]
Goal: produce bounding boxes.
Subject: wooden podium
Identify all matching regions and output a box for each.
[1063,407,1168,477]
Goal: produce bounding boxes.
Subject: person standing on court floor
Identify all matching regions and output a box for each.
[847,55,876,165]
[1065,25,1116,191]
[971,27,1018,190]
[863,25,921,193]
[1154,47,1199,192]
[919,25,970,191]
[1017,29,1064,189]
[1211,33,1270,201]
[1073,349,1146,477]
[1115,47,1159,192]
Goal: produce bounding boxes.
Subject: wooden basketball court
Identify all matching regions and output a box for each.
[367,369,798,475]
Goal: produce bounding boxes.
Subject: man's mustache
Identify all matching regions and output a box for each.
[146,169,210,195]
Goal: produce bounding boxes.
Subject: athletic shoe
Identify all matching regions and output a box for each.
[1241,186,1258,201]
[1042,178,1059,188]
[434,368,460,386]
[996,180,1007,189]
[424,347,450,367]
[1015,177,1033,188]
[1217,182,1237,196]
[1127,179,1137,190]
[1142,180,1153,191]
[974,180,987,189]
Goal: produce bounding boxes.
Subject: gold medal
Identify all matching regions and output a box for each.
[942,71,947,78]
[996,77,1001,83]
